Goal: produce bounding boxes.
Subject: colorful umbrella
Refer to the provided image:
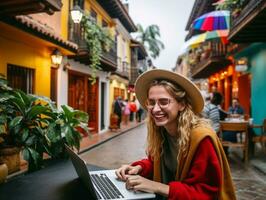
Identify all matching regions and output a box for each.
[183,30,229,49]
[193,10,230,31]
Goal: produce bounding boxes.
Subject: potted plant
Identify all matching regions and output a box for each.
[0,74,89,172]
[0,161,8,184]
[0,74,21,174]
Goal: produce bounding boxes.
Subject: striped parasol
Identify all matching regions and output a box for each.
[183,30,229,49]
[193,10,230,31]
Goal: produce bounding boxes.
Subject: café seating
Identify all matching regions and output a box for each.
[219,121,249,163]
[252,119,266,153]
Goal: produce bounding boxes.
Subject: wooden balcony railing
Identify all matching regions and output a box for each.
[69,20,117,70]
[190,41,231,79]
[229,0,266,42]
[114,57,129,79]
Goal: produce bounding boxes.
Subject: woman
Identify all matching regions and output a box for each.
[115,69,236,200]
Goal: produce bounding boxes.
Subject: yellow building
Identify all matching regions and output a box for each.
[108,3,137,115]
[0,0,139,134]
[65,0,137,132]
[0,1,76,100]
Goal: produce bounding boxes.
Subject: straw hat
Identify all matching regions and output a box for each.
[135,69,204,113]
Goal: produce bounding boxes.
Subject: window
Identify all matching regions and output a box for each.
[102,19,108,28]
[114,87,125,100]
[7,64,35,94]
[90,8,97,22]
[77,0,84,9]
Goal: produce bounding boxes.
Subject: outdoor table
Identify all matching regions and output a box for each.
[0,159,105,200]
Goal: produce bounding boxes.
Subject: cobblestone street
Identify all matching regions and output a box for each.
[81,123,266,200]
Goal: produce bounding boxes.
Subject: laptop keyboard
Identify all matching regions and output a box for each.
[91,173,124,199]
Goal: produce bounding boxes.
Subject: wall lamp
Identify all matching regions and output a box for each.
[51,49,63,68]
[71,4,83,23]
[51,49,70,71]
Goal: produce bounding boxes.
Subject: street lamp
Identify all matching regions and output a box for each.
[51,49,63,67]
[71,5,83,23]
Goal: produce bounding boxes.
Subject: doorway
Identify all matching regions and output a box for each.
[100,82,106,130]
[238,73,251,115]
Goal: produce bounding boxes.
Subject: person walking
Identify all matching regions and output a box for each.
[129,99,137,122]
[135,98,144,122]
[123,99,130,125]
[113,96,123,128]
[116,69,236,200]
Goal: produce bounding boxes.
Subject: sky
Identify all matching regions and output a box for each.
[126,0,195,70]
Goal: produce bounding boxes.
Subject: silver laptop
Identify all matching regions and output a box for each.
[65,145,155,200]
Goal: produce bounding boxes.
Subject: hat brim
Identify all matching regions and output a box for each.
[135,69,204,113]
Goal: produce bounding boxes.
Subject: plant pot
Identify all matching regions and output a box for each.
[0,147,20,174]
[0,163,8,184]
[109,113,119,130]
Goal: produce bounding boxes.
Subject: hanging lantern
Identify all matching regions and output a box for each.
[71,5,83,24]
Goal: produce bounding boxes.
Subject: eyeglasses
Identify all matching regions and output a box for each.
[145,98,175,109]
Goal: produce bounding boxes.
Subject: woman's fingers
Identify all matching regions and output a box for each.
[126,175,142,189]
[115,169,123,180]
[115,165,132,181]
[128,168,137,175]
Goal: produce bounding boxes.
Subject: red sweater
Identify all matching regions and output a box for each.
[132,137,222,200]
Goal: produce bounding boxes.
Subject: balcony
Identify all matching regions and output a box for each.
[190,41,231,79]
[69,21,117,72]
[228,0,266,43]
[112,57,129,79]
[0,0,62,16]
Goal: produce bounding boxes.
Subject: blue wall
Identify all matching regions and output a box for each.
[236,43,266,135]
[250,49,266,131]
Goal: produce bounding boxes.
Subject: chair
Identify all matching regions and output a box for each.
[219,121,249,163]
[252,119,266,153]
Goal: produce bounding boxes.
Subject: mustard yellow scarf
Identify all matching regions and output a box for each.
[153,127,236,200]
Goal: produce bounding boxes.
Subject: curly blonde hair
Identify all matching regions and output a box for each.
[145,80,211,161]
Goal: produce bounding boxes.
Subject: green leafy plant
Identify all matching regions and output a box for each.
[215,0,246,16]
[81,14,113,83]
[0,75,89,172]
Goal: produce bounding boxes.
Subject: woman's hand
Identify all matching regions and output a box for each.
[115,164,142,181]
[125,175,169,196]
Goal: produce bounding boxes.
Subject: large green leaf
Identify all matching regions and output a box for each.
[61,105,74,121]
[28,147,40,166]
[0,115,7,124]
[21,129,29,142]
[64,125,74,145]
[22,148,30,162]
[26,105,48,120]
[9,116,23,129]
[73,110,89,123]
[25,135,36,146]
[9,94,26,115]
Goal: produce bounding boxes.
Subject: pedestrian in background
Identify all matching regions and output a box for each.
[116,69,236,200]
[202,92,224,133]
[129,98,137,122]
[123,99,130,125]
[113,96,123,128]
